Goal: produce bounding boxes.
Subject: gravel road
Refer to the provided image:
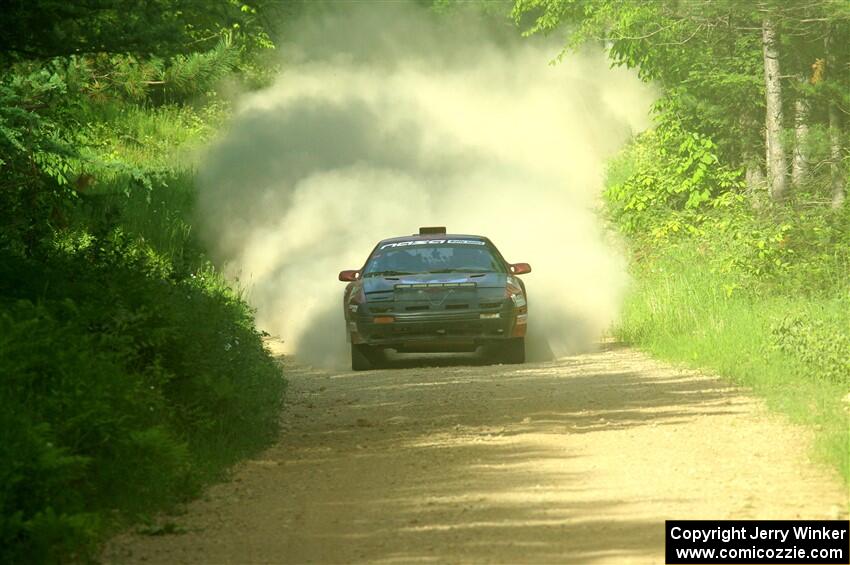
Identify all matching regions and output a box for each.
[104,345,848,564]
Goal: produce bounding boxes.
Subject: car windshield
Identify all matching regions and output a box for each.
[363,241,505,277]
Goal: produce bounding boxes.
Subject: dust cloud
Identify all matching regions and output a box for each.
[196,3,654,368]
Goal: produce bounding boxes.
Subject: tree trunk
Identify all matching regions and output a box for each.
[740,113,766,208]
[828,102,845,209]
[762,17,788,201]
[745,159,767,208]
[791,78,810,189]
[825,29,846,209]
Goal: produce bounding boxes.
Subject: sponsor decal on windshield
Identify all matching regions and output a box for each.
[380,239,486,250]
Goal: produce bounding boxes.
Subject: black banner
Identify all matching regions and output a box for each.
[666,520,849,564]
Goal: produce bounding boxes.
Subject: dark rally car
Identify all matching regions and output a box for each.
[338,227,531,370]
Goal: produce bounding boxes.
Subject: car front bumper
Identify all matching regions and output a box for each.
[348,307,527,351]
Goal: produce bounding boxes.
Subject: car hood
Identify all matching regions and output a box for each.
[362,272,507,294]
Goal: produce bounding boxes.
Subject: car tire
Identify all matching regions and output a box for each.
[501,337,526,364]
[352,344,387,371]
[351,344,373,371]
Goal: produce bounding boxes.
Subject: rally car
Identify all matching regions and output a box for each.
[338,227,531,370]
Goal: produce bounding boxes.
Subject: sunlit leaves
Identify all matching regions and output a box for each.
[604,125,743,236]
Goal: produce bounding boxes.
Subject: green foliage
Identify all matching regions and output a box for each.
[0,66,82,254]
[514,0,850,181]
[0,0,275,60]
[0,41,236,257]
[513,0,769,162]
[605,127,850,292]
[0,4,286,559]
[771,305,850,385]
[605,126,743,235]
[162,37,241,100]
[0,175,284,562]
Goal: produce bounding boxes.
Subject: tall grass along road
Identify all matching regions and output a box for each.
[104,347,848,564]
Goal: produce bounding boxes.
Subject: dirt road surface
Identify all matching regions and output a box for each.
[104,345,848,564]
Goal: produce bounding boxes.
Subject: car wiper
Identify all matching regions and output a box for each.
[425,269,492,274]
[363,270,416,277]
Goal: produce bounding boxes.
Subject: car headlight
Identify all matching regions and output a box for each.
[347,287,366,312]
[505,282,527,308]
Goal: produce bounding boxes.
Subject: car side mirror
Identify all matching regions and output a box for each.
[510,263,532,275]
[338,270,360,282]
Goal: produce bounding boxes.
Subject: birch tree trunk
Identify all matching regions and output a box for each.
[825,30,846,209]
[762,17,788,201]
[791,78,810,189]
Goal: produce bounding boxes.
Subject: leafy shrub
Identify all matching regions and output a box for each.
[0,18,283,563]
[0,198,284,562]
[0,48,235,258]
[604,125,743,236]
[606,125,850,297]
[0,300,182,563]
[771,306,850,385]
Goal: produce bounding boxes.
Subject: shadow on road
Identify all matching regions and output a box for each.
[105,347,757,564]
[262,348,737,563]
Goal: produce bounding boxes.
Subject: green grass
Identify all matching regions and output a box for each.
[83,100,229,169]
[616,247,850,483]
[79,169,201,267]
